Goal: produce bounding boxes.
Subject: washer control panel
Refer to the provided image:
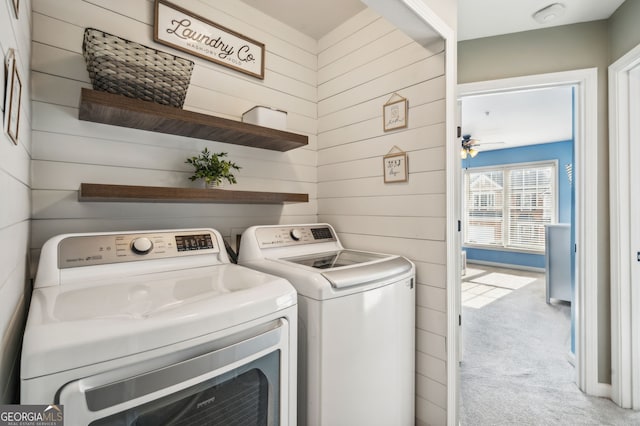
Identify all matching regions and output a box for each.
[58,230,219,269]
[255,225,336,248]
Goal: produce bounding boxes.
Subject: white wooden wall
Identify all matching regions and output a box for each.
[317,10,448,425]
[28,0,449,420]
[31,0,318,254]
[0,0,31,404]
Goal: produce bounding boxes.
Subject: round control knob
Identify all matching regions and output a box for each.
[131,237,153,255]
[290,229,303,241]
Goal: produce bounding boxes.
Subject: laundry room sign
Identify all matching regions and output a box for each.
[154,0,265,79]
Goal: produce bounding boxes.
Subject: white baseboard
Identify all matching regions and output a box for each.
[591,383,612,399]
[566,350,576,366]
[467,259,545,273]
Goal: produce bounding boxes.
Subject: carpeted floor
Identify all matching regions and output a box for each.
[460,264,640,425]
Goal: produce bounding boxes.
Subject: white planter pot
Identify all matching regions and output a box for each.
[204,180,224,189]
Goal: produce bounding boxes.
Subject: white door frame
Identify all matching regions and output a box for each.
[456,68,605,402]
[360,1,458,424]
[391,3,461,426]
[609,42,640,409]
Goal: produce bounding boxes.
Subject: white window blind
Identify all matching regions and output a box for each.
[464,170,503,247]
[464,162,557,252]
[507,166,555,250]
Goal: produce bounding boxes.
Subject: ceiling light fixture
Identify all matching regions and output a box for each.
[460,147,478,160]
[461,134,479,160]
[533,3,566,24]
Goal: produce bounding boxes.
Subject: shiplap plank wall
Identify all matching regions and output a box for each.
[28,1,450,421]
[0,0,31,404]
[317,11,448,426]
[31,0,318,255]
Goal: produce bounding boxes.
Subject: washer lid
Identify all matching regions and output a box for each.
[279,249,414,290]
[320,256,412,288]
[276,250,414,292]
[21,264,296,379]
[281,250,387,270]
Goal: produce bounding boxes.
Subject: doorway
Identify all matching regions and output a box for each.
[458,84,575,419]
[453,68,601,423]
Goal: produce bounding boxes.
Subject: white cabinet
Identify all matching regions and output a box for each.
[545,224,572,303]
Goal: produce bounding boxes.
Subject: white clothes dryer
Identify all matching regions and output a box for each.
[238,223,415,426]
[21,228,297,425]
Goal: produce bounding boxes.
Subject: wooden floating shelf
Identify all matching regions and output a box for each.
[79,183,309,204]
[78,89,308,152]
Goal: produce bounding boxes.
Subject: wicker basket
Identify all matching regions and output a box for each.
[82,28,194,108]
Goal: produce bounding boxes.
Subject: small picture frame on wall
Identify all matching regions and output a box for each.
[383,151,408,183]
[383,94,408,132]
[4,49,22,145]
[11,0,19,18]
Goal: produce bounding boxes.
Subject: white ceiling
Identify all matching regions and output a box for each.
[238,0,625,153]
[238,0,625,41]
[238,0,366,40]
[458,0,625,41]
[461,86,574,151]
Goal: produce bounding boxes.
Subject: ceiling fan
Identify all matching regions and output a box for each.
[460,134,505,159]
[460,134,479,159]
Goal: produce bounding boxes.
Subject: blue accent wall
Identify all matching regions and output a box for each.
[463,140,574,269]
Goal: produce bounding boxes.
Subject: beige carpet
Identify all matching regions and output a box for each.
[470,272,538,289]
[460,264,640,425]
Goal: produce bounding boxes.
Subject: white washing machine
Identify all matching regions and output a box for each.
[238,223,415,426]
[21,228,297,425]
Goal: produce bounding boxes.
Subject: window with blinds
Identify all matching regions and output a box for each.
[463,162,557,252]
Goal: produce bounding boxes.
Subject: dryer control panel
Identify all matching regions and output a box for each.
[255,225,336,248]
[57,230,220,269]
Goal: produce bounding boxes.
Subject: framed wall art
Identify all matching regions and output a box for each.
[383,93,408,131]
[4,49,22,145]
[383,148,408,183]
[154,0,265,79]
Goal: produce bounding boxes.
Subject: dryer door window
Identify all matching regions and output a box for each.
[57,320,289,426]
[90,352,278,426]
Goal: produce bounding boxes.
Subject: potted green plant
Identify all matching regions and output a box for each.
[186,148,241,188]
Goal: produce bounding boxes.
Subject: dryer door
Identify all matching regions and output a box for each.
[58,320,290,426]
